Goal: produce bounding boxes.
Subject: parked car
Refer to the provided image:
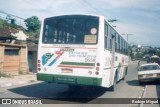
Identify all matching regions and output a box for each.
[150,55,160,65]
[138,63,160,84]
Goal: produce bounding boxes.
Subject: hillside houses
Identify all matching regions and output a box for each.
[131,45,160,61]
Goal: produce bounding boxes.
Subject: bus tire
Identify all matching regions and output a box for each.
[125,67,128,75]
[122,73,125,80]
[122,76,125,80]
[108,75,117,91]
[122,67,128,80]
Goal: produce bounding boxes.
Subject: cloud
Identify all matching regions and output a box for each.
[0,0,82,18]
[100,0,160,10]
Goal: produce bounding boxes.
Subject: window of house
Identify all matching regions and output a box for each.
[5,49,19,55]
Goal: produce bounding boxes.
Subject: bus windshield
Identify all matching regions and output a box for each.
[42,15,99,44]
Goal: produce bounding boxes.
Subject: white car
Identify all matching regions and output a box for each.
[138,63,160,84]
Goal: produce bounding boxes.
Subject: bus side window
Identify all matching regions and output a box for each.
[105,24,108,36]
[118,35,120,52]
[115,56,118,61]
[105,36,107,49]
[105,23,108,49]
[110,39,112,51]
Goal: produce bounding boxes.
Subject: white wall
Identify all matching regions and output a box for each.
[11,31,28,40]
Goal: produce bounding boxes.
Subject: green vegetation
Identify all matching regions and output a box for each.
[24,16,41,38]
[18,69,29,75]
[25,29,40,38]
[0,15,41,38]
[0,72,12,78]
[130,45,160,60]
[0,19,8,28]
[29,80,36,82]
[156,50,160,57]
[24,16,40,31]
[0,19,23,29]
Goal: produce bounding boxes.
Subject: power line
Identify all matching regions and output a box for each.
[0,11,26,27]
[0,11,24,20]
[79,0,106,16]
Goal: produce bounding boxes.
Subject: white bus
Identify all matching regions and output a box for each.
[37,15,130,90]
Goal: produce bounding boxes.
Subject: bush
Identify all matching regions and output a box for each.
[0,72,12,78]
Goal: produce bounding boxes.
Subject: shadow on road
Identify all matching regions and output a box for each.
[126,80,144,87]
[155,82,160,98]
[8,82,106,103]
[127,80,160,87]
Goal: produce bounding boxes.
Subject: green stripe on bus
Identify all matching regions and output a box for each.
[37,73,102,86]
[60,61,95,66]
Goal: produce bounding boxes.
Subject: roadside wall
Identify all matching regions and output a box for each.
[0,43,28,74]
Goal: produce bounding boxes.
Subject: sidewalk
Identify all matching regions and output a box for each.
[0,73,37,88]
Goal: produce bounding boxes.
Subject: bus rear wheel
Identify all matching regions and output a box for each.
[108,76,117,91]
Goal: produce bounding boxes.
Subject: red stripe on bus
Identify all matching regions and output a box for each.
[58,65,94,69]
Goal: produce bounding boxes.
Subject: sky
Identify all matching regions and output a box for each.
[0,0,160,47]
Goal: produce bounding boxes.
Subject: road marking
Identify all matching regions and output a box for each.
[138,85,147,107]
[127,85,146,107]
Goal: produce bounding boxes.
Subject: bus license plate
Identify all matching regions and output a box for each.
[57,77,75,83]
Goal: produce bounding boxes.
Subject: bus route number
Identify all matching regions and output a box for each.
[85,56,96,62]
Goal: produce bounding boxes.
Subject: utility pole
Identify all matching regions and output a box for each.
[127,34,133,41]
[108,19,117,22]
[122,33,133,42]
[0,11,24,20]
[0,11,25,27]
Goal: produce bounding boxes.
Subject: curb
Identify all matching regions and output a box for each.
[0,74,37,88]
[0,80,37,88]
[0,83,12,88]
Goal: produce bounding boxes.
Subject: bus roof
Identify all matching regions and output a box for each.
[45,14,104,20]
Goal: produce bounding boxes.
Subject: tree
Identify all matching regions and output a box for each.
[0,19,8,28]
[24,16,40,31]
[24,16,41,38]
[156,50,160,57]
[148,49,156,56]
[27,29,40,38]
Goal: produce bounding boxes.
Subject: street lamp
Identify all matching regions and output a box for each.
[126,34,133,42]
[108,19,117,22]
[108,19,117,28]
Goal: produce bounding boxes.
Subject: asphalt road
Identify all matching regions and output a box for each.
[0,61,160,107]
